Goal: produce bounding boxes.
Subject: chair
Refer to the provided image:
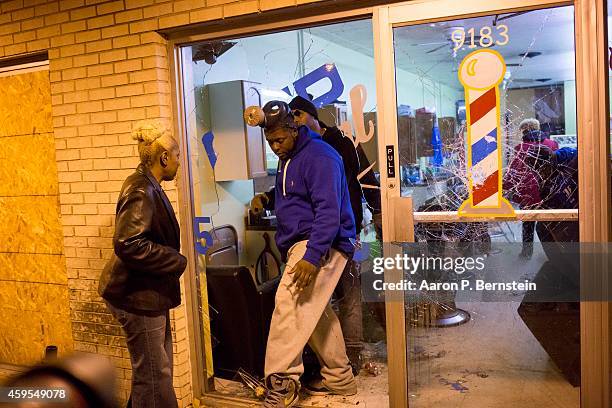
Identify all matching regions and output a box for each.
[205,225,280,380]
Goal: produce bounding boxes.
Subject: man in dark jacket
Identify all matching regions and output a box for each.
[245,101,357,407]
[98,120,187,408]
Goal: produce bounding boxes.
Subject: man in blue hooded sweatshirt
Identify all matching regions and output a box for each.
[244,101,357,407]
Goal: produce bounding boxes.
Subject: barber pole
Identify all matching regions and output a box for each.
[458,49,515,217]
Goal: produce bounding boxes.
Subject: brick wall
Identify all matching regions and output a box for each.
[0,0,320,405]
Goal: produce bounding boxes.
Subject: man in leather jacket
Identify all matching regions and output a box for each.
[98,120,187,408]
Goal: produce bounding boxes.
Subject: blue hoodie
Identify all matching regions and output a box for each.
[272,126,356,266]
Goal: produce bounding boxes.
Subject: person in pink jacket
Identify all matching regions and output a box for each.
[503,118,558,258]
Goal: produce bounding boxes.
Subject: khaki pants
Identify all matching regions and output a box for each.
[264,240,356,393]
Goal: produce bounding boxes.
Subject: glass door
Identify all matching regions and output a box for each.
[373,0,590,406]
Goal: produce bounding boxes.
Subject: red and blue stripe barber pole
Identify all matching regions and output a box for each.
[458,49,515,217]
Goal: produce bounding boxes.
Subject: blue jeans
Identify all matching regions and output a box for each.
[105,301,177,408]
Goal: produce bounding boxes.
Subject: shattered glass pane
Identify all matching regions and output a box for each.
[181,20,389,405]
[393,6,580,407]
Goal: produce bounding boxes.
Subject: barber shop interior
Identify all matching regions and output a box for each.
[178,3,609,407]
[0,0,610,407]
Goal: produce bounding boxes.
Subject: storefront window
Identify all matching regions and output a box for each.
[180,20,388,405]
[391,6,580,407]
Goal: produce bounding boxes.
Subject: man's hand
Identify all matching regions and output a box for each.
[288,259,319,290]
[250,193,268,215]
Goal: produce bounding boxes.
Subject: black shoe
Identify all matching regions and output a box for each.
[262,375,299,408]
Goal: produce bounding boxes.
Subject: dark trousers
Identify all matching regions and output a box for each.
[334,260,363,360]
[523,221,536,244]
[105,301,177,408]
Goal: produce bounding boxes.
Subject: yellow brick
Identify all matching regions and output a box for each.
[146,105,172,119]
[115,9,142,24]
[88,15,115,30]
[97,1,124,14]
[127,43,164,59]
[260,0,295,9]
[0,22,21,36]
[69,5,96,20]
[92,135,119,146]
[54,126,78,138]
[50,33,75,47]
[0,35,12,47]
[99,49,126,64]
[74,226,100,237]
[130,94,158,108]
[77,124,104,137]
[80,148,108,160]
[101,24,130,39]
[53,115,65,128]
[34,2,59,16]
[174,0,202,12]
[117,107,145,122]
[11,8,34,21]
[3,0,24,12]
[189,7,223,23]
[62,20,86,34]
[55,149,80,161]
[142,55,167,69]
[63,91,88,104]
[26,38,49,52]
[4,43,27,55]
[64,113,90,127]
[104,122,131,134]
[144,31,167,45]
[49,57,73,71]
[224,0,259,17]
[61,43,85,57]
[143,3,173,18]
[93,158,121,170]
[59,0,84,11]
[21,17,44,31]
[114,59,142,73]
[83,192,111,202]
[144,82,170,94]
[112,34,140,48]
[62,67,87,81]
[129,19,158,34]
[14,31,36,44]
[107,145,135,158]
[89,88,115,101]
[129,68,165,83]
[102,97,130,111]
[116,83,143,98]
[53,103,76,116]
[77,101,103,114]
[44,11,69,25]
[85,39,112,54]
[159,12,190,29]
[76,29,102,44]
[75,77,101,91]
[72,204,99,215]
[50,71,62,82]
[86,64,114,77]
[68,160,94,172]
[125,0,155,9]
[73,54,99,67]
[100,73,129,88]
[62,215,86,225]
[90,111,117,124]
[67,136,93,149]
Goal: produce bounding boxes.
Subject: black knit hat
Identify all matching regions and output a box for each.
[289,95,318,119]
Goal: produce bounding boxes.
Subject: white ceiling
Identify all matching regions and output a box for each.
[313,5,576,90]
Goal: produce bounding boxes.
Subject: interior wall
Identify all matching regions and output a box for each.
[0,68,73,367]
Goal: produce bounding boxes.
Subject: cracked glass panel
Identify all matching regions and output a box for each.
[181,20,389,405]
[393,6,580,408]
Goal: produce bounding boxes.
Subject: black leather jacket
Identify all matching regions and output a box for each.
[98,164,187,313]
